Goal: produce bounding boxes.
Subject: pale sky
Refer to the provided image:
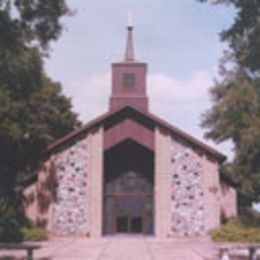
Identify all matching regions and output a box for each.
[44,0,236,159]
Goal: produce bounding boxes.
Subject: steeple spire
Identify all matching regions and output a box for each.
[110,14,148,112]
[124,11,135,61]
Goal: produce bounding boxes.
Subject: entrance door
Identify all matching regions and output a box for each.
[103,172,154,235]
[116,195,143,234]
[103,141,154,235]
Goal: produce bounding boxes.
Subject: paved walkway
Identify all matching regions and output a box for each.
[0,237,218,260]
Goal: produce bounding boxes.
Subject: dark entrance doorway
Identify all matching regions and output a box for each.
[103,140,154,235]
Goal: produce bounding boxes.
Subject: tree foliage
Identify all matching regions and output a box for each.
[199,0,260,206]
[0,0,70,50]
[0,0,79,213]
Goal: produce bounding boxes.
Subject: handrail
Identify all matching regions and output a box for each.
[218,244,260,260]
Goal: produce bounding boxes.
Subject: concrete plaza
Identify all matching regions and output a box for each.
[0,237,219,260]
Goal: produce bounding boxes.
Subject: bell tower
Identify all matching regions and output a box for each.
[109,17,148,112]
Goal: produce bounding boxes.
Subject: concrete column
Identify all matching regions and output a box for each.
[202,156,221,232]
[154,127,172,238]
[89,126,104,238]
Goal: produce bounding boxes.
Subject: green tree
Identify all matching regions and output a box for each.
[0,0,70,50]
[0,0,79,214]
[198,0,260,207]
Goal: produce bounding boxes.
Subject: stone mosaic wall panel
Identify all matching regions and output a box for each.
[169,139,205,236]
[52,137,89,236]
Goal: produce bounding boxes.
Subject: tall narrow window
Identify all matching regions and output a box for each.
[123,73,135,89]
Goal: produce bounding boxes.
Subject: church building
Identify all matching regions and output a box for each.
[23,23,237,238]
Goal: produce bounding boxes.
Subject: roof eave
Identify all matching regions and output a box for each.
[46,106,226,162]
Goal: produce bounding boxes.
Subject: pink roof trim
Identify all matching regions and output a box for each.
[46,107,226,161]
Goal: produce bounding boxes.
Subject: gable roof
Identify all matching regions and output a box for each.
[47,106,226,162]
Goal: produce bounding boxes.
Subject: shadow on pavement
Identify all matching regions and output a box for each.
[0,256,52,260]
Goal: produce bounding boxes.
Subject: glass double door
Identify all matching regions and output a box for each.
[104,194,153,235]
[103,170,154,235]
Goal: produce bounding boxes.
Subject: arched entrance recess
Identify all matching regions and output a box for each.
[103,139,154,235]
